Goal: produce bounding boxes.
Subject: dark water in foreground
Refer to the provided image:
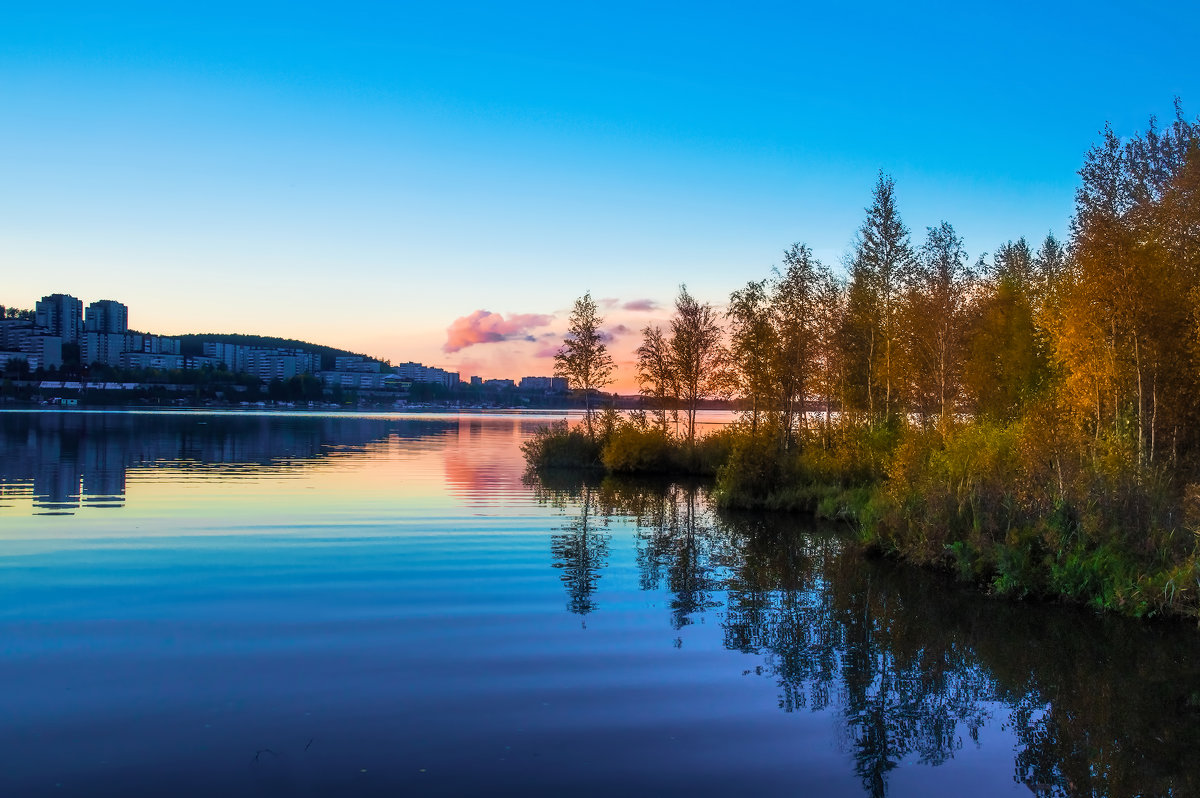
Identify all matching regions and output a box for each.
[2,410,1199,797]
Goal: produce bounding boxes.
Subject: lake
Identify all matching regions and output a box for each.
[2,409,1198,797]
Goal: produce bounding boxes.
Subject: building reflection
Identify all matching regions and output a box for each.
[0,411,457,514]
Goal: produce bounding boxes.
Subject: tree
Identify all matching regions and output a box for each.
[901,222,972,424]
[1034,233,1067,311]
[839,258,878,420]
[555,292,615,440]
[770,243,829,448]
[669,285,729,448]
[727,279,777,436]
[847,172,915,421]
[636,323,678,433]
[4,307,35,321]
[963,257,1047,421]
[812,266,847,442]
[1052,109,1200,463]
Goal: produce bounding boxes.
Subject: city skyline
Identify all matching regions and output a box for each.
[3,3,1199,391]
[1,289,568,390]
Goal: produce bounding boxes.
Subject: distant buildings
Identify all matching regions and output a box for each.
[81,299,131,367]
[3,292,562,399]
[35,293,83,343]
[205,342,319,381]
[84,300,128,334]
[82,332,125,367]
[2,293,327,379]
[2,296,71,370]
[119,352,185,371]
[334,356,381,373]
[20,335,63,371]
[244,348,320,381]
[202,342,246,372]
[393,361,459,388]
[519,376,568,392]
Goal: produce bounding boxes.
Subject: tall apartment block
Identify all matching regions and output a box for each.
[82,300,130,366]
[35,294,83,344]
[84,300,129,334]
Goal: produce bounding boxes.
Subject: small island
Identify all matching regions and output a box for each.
[527,109,1200,622]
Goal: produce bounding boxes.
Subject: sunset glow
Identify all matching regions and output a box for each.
[3,2,1198,387]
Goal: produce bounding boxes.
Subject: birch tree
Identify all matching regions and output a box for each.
[555,292,615,440]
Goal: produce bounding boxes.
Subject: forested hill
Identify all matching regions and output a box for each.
[175,333,381,371]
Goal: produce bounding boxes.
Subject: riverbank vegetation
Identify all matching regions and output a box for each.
[528,105,1200,619]
[524,472,1200,797]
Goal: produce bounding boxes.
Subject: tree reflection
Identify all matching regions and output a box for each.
[620,480,725,629]
[525,471,1200,797]
[830,560,994,797]
[549,482,610,616]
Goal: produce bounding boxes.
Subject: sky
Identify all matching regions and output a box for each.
[2,1,1198,390]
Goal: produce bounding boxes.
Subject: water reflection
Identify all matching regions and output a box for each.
[549,483,611,616]
[6,411,1199,796]
[527,472,1200,798]
[0,411,485,514]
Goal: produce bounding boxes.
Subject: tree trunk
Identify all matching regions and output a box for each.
[1134,335,1144,466]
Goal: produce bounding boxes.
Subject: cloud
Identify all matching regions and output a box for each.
[622,299,659,312]
[535,345,560,358]
[443,310,554,353]
[599,297,620,309]
[598,324,633,343]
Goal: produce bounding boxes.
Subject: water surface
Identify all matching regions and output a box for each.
[2,410,1198,797]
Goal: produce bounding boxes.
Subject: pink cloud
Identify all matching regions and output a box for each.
[535,345,561,358]
[443,310,554,353]
[622,299,659,312]
[598,324,632,343]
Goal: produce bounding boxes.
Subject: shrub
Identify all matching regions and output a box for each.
[601,426,674,473]
[521,420,602,470]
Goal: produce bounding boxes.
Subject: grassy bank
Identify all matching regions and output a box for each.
[521,410,734,476]
[860,415,1200,619]
[525,411,1200,621]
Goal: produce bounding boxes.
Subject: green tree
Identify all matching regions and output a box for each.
[839,258,878,421]
[901,222,973,424]
[812,266,847,442]
[555,292,615,440]
[770,243,831,448]
[963,265,1046,421]
[669,285,729,449]
[636,323,678,434]
[727,279,777,436]
[846,172,915,421]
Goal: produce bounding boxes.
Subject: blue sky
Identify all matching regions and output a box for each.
[2,1,1196,381]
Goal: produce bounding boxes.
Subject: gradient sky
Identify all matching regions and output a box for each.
[2,2,1197,389]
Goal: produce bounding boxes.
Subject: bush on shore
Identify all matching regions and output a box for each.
[860,412,1200,618]
[521,420,602,470]
[524,408,1200,620]
[525,410,735,476]
[713,421,897,519]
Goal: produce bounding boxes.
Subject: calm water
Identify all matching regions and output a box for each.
[2,410,1199,797]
